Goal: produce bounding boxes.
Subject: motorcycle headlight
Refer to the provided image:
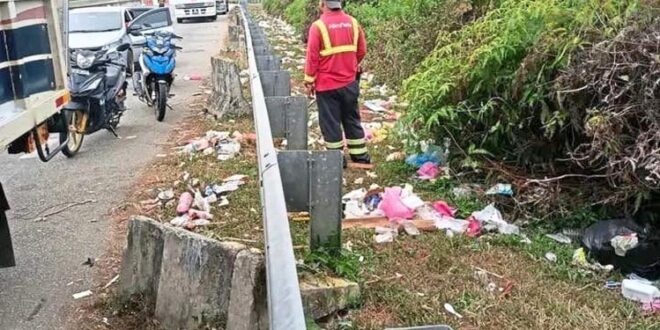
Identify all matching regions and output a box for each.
[76,52,95,69]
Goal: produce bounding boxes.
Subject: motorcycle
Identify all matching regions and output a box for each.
[132,30,182,122]
[61,43,131,157]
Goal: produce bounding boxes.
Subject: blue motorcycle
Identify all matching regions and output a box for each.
[132,30,182,121]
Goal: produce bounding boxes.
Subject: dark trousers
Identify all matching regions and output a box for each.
[316,81,367,157]
[0,183,14,268]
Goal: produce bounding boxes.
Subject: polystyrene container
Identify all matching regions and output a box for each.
[622,279,660,303]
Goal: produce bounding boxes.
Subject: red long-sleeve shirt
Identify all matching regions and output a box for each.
[304,10,367,92]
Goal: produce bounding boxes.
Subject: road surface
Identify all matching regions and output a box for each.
[0,15,226,330]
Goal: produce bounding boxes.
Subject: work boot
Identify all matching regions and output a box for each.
[350,153,371,165]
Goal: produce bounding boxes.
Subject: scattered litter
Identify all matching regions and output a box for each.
[364,100,388,112]
[177,192,193,215]
[401,194,425,210]
[224,174,247,183]
[124,135,137,140]
[443,303,463,319]
[158,189,175,201]
[72,290,93,300]
[546,233,572,244]
[354,177,364,185]
[343,189,367,202]
[434,217,469,234]
[378,187,414,221]
[193,191,210,213]
[452,184,481,198]
[572,247,614,273]
[604,280,621,289]
[611,234,639,257]
[170,214,190,227]
[103,275,120,289]
[622,279,660,303]
[485,183,513,196]
[417,162,440,180]
[344,200,370,219]
[582,219,659,279]
[471,204,519,235]
[184,74,203,81]
[216,140,241,161]
[366,171,378,179]
[386,151,405,162]
[545,252,558,263]
[466,218,482,237]
[432,200,457,218]
[188,209,213,220]
[401,221,420,236]
[374,226,397,243]
[219,196,229,207]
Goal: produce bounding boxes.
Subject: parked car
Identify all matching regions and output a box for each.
[68,6,173,75]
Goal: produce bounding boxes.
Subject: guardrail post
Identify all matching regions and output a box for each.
[278,151,343,250]
[260,71,291,97]
[265,96,307,150]
[256,55,281,71]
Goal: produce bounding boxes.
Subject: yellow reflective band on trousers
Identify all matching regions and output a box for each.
[313,17,359,57]
[348,147,368,155]
[326,141,344,149]
[346,138,365,146]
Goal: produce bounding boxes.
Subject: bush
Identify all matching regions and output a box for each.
[347,0,498,89]
[263,0,294,16]
[402,0,641,164]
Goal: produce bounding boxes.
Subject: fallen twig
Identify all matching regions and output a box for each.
[364,273,403,286]
[34,199,96,222]
[472,266,504,279]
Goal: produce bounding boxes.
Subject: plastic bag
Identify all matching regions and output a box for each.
[417,162,440,180]
[378,187,414,221]
[582,219,660,279]
[432,200,457,218]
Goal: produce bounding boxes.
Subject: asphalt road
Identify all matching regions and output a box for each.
[0,15,226,330]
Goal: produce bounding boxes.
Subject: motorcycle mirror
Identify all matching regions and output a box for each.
[116,43,131,52]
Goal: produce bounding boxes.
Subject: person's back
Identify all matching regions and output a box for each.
[304,0,371,166]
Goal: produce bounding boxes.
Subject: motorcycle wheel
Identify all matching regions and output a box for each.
[60,111,85,158]
[155,82,167,122]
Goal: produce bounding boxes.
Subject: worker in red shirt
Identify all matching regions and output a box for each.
[304,0,370,166]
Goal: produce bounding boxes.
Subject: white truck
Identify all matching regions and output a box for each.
[172,0,226,23]
[0,0,70,267]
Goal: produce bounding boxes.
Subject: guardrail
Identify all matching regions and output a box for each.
[238,3,306,330]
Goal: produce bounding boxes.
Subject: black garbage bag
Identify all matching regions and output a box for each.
[582,219,660,280]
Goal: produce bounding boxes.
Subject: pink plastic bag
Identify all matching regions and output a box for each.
[466,217,482,237]
[378,187,414,221]
[177,192,193,215]
[417,162,440,180]
[432,200,457,217]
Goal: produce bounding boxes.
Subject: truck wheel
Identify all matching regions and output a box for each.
[177,18,183,23]
[60,111,84,158]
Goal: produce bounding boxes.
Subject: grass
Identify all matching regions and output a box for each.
[249,4,660,329]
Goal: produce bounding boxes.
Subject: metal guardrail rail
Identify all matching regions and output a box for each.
[238,4,306,330]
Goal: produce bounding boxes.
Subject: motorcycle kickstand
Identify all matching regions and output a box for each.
[106,125,119,138]
[166,103,174,111]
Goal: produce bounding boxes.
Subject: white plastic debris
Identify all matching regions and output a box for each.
[374,226,397,243]
[546,233,572,244]
[170,215,190,227]
[158,189,174,201]
[471,204,519,235]
[344,200,370,219]
[434,217,469,234]
[622,279,660,303]
[545,252,558,263]
[402,221,420,236]
[343,189,366,201]
[72,290,93,300]
[193,191,210,212]
[444,303,463,319]
[611,234,639,257]
[401,195,425,210]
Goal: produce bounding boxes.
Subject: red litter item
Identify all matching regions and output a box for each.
[177,192,193,215]
[466,217,481,237]
[188,209,213,220]
[185,74,203,81]
[417,162,440,179]
[432,200,457,217]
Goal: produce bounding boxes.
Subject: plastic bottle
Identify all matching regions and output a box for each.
[621,279,660,303]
